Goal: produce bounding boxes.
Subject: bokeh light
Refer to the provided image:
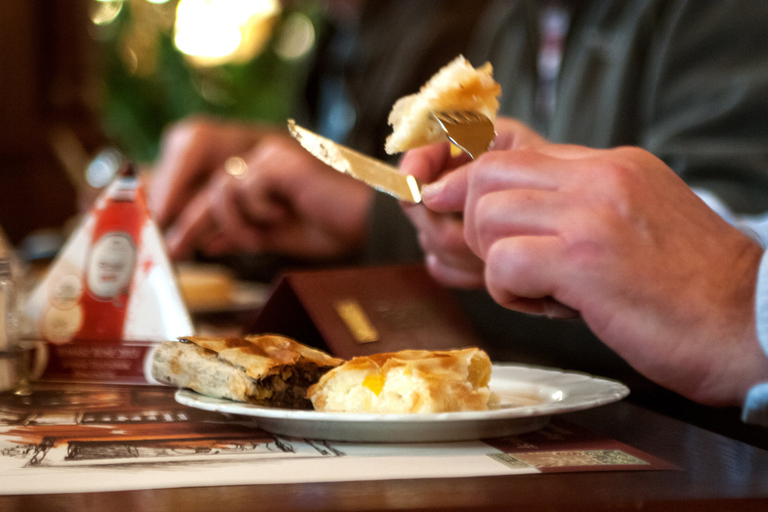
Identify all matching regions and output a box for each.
[89,0,124,26]
[274,12,315,61]
[174,0,282,67]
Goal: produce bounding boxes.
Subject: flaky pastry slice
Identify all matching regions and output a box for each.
[151,334,343,409]
[307,348,495,413]
[385,55,501,155]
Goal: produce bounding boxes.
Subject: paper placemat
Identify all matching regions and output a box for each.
[0,384,674,495]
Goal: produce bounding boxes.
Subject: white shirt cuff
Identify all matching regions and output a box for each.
[743,249,768,426]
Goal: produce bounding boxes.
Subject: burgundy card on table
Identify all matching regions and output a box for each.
[248,264,487,359]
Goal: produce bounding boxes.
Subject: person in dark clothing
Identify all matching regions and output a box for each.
[150,1,768,444]
[150,0,488,262]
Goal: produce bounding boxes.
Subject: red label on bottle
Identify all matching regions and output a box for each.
[76,180,147,342]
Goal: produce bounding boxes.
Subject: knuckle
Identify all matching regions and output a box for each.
[485,239,510,271]
[168,116,208,138]
[162,117,214,150]
[473,194,504,251]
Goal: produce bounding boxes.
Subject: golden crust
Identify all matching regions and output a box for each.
[182,334,343,380]
[152,335,343,408]
[385,55,501,154]
[308,348,493,413]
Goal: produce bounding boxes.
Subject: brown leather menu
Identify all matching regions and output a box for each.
[248,263,487,359]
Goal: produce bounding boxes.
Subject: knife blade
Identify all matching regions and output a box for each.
[287,119,422,203]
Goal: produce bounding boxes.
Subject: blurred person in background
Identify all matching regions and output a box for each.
[149,1,768,443]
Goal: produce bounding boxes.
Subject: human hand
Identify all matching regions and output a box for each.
[422,140,768,406]
[150,120,374,260]
[150,116,275,230]
[398,118,547,288]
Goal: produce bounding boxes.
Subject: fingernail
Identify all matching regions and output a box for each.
[420,180,445,201]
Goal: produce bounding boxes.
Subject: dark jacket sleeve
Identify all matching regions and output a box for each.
[476,0,768,214]
[639,0,768,214]
[362,193,423,265]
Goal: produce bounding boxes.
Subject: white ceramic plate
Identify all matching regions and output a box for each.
[175,364,629,443]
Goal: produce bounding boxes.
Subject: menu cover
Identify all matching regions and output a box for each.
[248,263,488,359]
[20,165,193,384]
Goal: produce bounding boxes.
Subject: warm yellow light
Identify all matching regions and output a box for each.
[174,0,281,67]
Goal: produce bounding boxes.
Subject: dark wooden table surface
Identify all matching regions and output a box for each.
[1,389,767,512]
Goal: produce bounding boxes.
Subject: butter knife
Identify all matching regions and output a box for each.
[287,119,422,203]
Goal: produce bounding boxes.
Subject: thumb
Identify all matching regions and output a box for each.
[420,165,469,212]
[399,143,451,183]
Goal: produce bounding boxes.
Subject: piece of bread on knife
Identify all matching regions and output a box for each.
[307,348,495,413]
[385,55,501,155]
[151,335,343,408]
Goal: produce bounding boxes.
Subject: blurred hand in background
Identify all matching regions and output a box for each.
[150,117,373,261]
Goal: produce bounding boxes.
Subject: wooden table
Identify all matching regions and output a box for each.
[1,385,767,512]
